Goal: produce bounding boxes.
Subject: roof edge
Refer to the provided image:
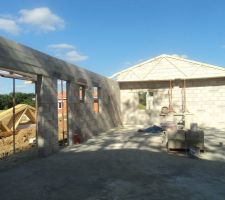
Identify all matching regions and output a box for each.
[111,54,225,79]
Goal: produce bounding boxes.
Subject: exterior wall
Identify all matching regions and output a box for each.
[0,37,122,156]
[120,78,225,129]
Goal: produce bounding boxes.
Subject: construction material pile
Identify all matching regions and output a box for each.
[0,104,36,138]
[0,104,36,158]
[0,127,36,158]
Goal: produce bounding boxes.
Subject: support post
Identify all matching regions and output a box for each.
[12,78,16,153]
[168,80,174,112]
[61,80,65,145]
[67,82,79,145]
[36,75,58,156]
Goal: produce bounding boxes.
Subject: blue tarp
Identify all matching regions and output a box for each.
[138,125,163,133]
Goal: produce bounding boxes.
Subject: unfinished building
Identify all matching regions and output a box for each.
[1,36,225,158]
[0,36,122,156]
[1,38,225,200]
[112,54,225,131]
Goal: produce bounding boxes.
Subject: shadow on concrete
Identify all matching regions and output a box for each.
[198,126,225,161]
[0,135,225,200]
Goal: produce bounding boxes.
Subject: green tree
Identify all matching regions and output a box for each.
[138,92,146,109]
[0,93,35,110]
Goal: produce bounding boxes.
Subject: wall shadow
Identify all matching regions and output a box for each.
[0,134,225,199]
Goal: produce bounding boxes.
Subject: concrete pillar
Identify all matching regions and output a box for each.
[67,81,79,145]
[36,75,58,156]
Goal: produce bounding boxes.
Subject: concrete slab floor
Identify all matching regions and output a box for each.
[0,126,225,200]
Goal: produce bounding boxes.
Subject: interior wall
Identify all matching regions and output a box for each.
[67,78,122,143]
[120,78,225,129]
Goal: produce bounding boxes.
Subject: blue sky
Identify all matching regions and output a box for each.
[1,0,225,93]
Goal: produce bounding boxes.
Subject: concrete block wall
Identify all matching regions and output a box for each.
[0,36,122,156]
[185,79,225,128]
[67,78,122,142]
[36,75,59,156]
[120,78,225,129]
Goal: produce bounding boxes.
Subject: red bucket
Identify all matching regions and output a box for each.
[73,133,81,144]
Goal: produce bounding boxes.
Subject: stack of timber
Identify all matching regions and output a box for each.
[0,104,36,138]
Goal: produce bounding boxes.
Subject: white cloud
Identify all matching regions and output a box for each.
[65,50,88,62]
[0,7,65,34]
[18,7,64,32]
[0,18,20,34]
[171,54,188,59]
[48,43,75,50]
[48,43,88,62]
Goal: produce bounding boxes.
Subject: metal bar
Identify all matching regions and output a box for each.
[12,78,16,153]
[184,79,186,112]
[97,87,100,112]
[61,80,65,145]
[0,67,37,80]
[182,80,185,112]
[183,79,189,113]
[168,80,173,112]
[0,73,35,81]
[35,82,38,148]
[66,81,70,145]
